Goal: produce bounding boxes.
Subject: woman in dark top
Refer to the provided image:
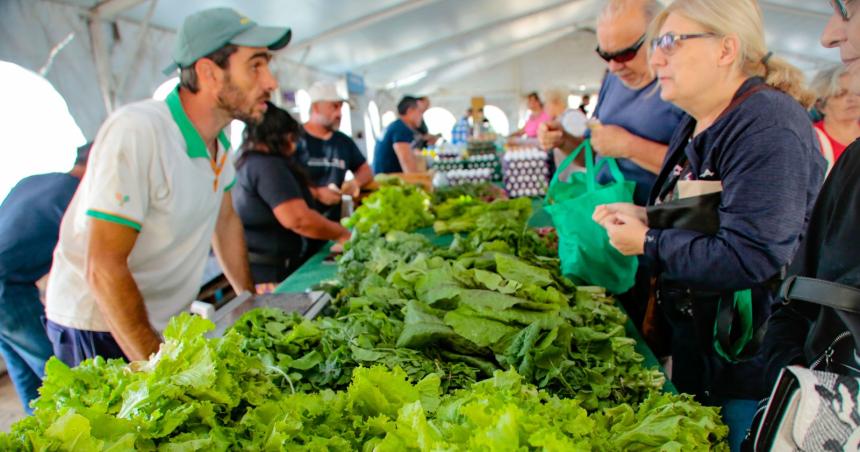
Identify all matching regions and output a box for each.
[592,1,824,449]
[233,102,350,289]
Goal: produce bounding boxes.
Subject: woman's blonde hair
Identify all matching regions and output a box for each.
[647,0,816,108]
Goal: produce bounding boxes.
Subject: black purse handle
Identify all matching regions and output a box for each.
[779,276,860,315]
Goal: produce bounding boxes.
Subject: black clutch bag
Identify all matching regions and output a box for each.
[646,191,721,234]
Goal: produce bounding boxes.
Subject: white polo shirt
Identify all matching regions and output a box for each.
[46,88,236,332]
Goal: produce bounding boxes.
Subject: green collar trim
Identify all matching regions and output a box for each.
[166,87,231,159]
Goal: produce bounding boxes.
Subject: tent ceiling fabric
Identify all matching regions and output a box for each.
[50,0,842,90]
[1,0,841,138]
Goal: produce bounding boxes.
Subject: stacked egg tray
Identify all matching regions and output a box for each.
[444,168,495,186]
[502,149,550,198]
[432,153,503,182]
[466,139,497,157]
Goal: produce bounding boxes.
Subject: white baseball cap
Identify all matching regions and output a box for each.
[308,81,349,104]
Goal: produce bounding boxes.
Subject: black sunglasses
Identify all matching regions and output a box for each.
[596,34,646,63]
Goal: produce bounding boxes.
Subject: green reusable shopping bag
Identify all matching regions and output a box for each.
[545,140,638,294]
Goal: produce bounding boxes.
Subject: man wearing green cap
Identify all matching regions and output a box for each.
[45,8,292,366]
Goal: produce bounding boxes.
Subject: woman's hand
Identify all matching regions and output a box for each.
[598,212,649,256]
[312,185,343,206]
[593,203,647,225]
[330,231,351,253]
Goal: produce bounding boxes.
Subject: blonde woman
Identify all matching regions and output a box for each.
[542,88,587,167]
[592,1,825,449]
[811,64,860,171]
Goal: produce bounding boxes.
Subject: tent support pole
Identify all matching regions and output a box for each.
[88,16,114,115]
[115,0,158,108]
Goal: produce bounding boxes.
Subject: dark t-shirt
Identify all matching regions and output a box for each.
[232,152,313,283]
[297,130,366,188]
[413,120,430,149]
[0,173,79,302]
[373,119,416,174]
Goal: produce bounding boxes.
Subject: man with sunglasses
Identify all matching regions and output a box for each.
[540,0,684,207]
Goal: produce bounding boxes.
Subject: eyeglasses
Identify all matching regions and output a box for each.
[829,0,852,20]
[596,35,646,63]
[650,32,719,55]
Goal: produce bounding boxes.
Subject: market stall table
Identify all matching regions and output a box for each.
[274,198,676,393]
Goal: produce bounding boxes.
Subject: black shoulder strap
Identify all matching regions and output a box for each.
[779,276,860,315]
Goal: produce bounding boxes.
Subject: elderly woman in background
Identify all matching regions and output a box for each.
[811,64,860,172]
[542,87,587,167]
[592,0,825,449]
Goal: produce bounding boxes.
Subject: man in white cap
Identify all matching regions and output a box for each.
[298,81,373,221]
[45,7,292,366]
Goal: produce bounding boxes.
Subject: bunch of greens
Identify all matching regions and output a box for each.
[433,196,532,235]
[228,307,478,394]
[332,226,434,304]
[2,313,283,450]
[2,326,726,451]
[386,251,665,410]
[431,181,507,205]
[342,176,434,233]
[377,368,728,451]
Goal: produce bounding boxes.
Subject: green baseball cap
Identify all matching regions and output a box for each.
[163,7,291,75]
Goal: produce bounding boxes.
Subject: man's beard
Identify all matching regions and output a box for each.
[217,75,268,125]
[323,119,339,132]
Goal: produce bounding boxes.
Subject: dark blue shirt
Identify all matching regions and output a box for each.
[0,173,80,300]
[643,78,825,399]
[373,119,416,174]
[590,74,686,205]
[645,78,825,291]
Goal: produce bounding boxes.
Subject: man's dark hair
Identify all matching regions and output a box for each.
[397,96,419,115]
[238,101,309,186]
[179,44,239,94]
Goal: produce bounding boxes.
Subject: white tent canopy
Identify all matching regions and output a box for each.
[0,0,840,144]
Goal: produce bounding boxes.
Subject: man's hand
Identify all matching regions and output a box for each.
[538,121,565,150]
[341,179,360,198]
[312,185,343,206]
[598,212,649,256]
[590,124,635,158]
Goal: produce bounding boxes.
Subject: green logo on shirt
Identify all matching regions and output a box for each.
[115,193,130,207]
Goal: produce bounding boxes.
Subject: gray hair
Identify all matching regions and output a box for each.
[598,0,663,25]
[811,65,848,106]
[542,87,569,106]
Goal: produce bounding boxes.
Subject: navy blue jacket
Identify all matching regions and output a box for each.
[0,173,80,305]
[644,78,825,400]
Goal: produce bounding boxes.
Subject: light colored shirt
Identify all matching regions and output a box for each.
[46,88,236,332]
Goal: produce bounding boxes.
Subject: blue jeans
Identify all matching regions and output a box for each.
[0,288,53,414]
[722,399,759,452]
[45,320,126,368]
